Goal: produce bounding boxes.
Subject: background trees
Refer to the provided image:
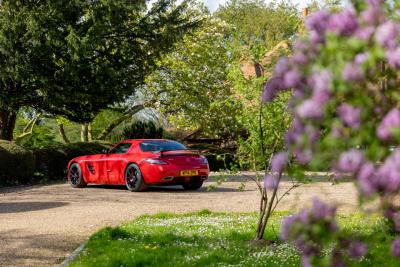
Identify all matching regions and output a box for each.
[0,0,304,173]
[0,0,200,141]
[216,0,301,168]
[142,15,243,141]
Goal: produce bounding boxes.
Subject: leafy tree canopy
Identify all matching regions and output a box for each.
[143,14,243,140]
[0,0,201,140]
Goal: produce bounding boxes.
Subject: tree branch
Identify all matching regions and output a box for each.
[14,113,41,142]
[97,104,145,140]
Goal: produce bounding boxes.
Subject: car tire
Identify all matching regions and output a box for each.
[68,163,87,188]
[125,163,147,192]
[182,180,203,190]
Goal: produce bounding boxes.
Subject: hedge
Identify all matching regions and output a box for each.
[0,139,235,187]
[32,141,112,181]
[0,140,35,186]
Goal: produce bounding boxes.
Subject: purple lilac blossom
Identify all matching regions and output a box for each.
[376,148,400,192]
[301,256,312,267]
[355,26,375,40]
[342,63,363,81]
[295,238,320,257]
[337,149,364,173]
[331,125,344,138]
[387,47,400,68]
[296,99,324,119]
[285,118,305,146]
[312,85,331,104]
[264,174,278,190]
[367,0,384,6]
[330,259,346,267]
[357,162,377,196]
[293,52,308,65]
[375,21,399,49]
[305,125,320,143]
[392,238,400,257]
[377,108,400,140]
[337,103,361,129]
[280,214,297,240]
[280,210,310,240]
[294,149,312,165]
[293,89,305,99]
[283,69,302,88]
[362,0,384,25]
[311,197,336,219]
[348,241,368,259]
[355,52,369,64]
[309,70,332,100]
[306,10,330,33]
[262,77,282,103]
[328,8,359,36]
[294,40,309,51]
[309,30,325,45]
[271,152,288,173]
[274,57,290,77]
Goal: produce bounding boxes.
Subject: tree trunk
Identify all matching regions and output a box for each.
[88,123,93,142]
[81,123,89,142]
[58,123,70,143]
[0,109,17,141]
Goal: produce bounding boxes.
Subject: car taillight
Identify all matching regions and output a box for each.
[145,158,168,165]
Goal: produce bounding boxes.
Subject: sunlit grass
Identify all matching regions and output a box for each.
[70,210,398,267]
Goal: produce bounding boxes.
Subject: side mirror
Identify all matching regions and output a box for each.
[101,149,109,154]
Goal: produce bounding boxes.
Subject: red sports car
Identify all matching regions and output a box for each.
[67,139,209,191]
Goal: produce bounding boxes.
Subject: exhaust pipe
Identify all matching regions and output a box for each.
[163,176,174,181]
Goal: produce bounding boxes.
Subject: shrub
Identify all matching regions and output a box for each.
[121,121,163,139]
[32,141,112,181]
[262,0,400,265]
[0,140,35,186]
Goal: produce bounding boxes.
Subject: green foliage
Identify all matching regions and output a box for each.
[90,109,125,142]
[0,140,35,186]
[70,211,397,267]
[0,0,201,140]
[144,15,243,139]
[121,121,164,140]
[16,125,57,149]
[216,0,301,59]
[32,141,112,181]
[215,0,298,169]
[237,93,291,170]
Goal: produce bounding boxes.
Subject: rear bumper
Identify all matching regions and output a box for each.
[139,163,209,184]
[150,175,208,186]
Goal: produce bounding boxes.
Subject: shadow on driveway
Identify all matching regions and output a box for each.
[85,184,250,193]
[0,202,69,214]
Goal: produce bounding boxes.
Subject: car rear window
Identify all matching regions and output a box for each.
[139,141,187,152]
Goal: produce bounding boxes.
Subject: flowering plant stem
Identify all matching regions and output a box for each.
[255,171,300,240]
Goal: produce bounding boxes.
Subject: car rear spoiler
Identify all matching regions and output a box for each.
[158,150,202,156]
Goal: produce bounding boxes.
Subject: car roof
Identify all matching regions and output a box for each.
[123,139,175,144]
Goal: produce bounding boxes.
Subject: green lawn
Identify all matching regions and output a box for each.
[70,210,398,267]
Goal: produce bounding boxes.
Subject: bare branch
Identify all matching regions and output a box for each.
[14,113,41,142]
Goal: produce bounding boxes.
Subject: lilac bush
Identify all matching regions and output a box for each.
[281,198,369,266]
[262,0,400,265]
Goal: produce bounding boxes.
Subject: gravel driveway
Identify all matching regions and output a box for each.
[0,173,358,267]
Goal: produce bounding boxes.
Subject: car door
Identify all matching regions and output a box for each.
[106,142,132,184]
[82,154,108,184]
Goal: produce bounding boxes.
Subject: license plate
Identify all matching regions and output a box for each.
[180,170,199,176]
